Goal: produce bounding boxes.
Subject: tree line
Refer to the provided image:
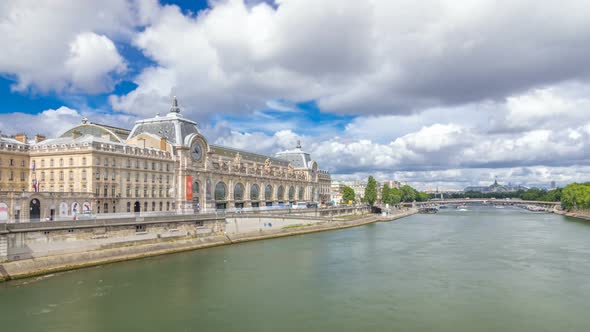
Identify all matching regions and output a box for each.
[340,176,428,206]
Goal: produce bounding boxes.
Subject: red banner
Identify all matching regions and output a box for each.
[186,176,193,200]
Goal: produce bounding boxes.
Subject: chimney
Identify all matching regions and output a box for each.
[160,136,167,151]
[15,133,27,143]
[34,134,46,143]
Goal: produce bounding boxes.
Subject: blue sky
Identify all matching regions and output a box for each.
[1,0,590,190]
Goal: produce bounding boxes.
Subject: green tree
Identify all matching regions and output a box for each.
[400,185,416,202]
[417,192,429,202]
[561,183,590,210]
[364,176,378,206]
[382,183,391,204]
[342,186,356,203]
[390,187,402,205]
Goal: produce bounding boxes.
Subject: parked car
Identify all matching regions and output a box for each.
[292,202,308,209]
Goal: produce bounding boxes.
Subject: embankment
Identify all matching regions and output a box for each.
[0,209,416,282]
[554,209,590,221]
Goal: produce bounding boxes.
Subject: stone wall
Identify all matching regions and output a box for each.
[4,215,224,261]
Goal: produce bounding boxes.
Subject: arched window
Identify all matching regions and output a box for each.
[288,186,295,200]
[234,183,244,201]
[250,184,260,200]
[69,158,74,166]
[194,181,200,194]
[127,202,131,212]
[265,185,273,201]
[215,182,227,201]
[152,201,156,211]
[298,186,304,200]
[277,185,285,200]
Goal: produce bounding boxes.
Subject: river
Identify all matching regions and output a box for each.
[1,206,590,331]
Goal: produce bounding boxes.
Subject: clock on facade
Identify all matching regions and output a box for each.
[191,143,203,161]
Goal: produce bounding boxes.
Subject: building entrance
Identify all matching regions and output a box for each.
[30,199,41,222]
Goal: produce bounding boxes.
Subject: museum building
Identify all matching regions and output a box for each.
[0,98,331,222]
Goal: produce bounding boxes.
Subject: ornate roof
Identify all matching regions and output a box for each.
[59,119,128,143]
[275,140,312,169]
[127,97,199,146]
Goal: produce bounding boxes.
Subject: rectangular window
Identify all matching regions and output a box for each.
[111,187,116,197]
[95,171,100,180]
[10,159,14,166]
[135,224,146,232]
[127,172,131,181]
[21,160,25,167]
[69,171,74,181]
[104,170,108,181]
[59,171,64,181]
[20,172,25,181]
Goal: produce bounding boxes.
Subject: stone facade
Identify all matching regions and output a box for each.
[0,98,330,222]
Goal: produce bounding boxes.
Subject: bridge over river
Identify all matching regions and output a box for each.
[425,198,559,205]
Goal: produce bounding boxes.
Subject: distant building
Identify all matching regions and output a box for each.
[330,181,346,204]
[550,181,556,189]
[382,180,401,189]
[464,179,527,193]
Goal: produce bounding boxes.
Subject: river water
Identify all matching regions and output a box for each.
[1,206,590,331]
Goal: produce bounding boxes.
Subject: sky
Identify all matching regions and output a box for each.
[1,0,590,190]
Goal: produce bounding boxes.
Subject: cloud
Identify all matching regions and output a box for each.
[111,0,590,118]
[64,32,127,93]
[0,0,141,94]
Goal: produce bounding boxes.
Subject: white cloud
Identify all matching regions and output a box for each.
[112,0,590,117]
[64,32,127,93]
[0,0,141,93]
